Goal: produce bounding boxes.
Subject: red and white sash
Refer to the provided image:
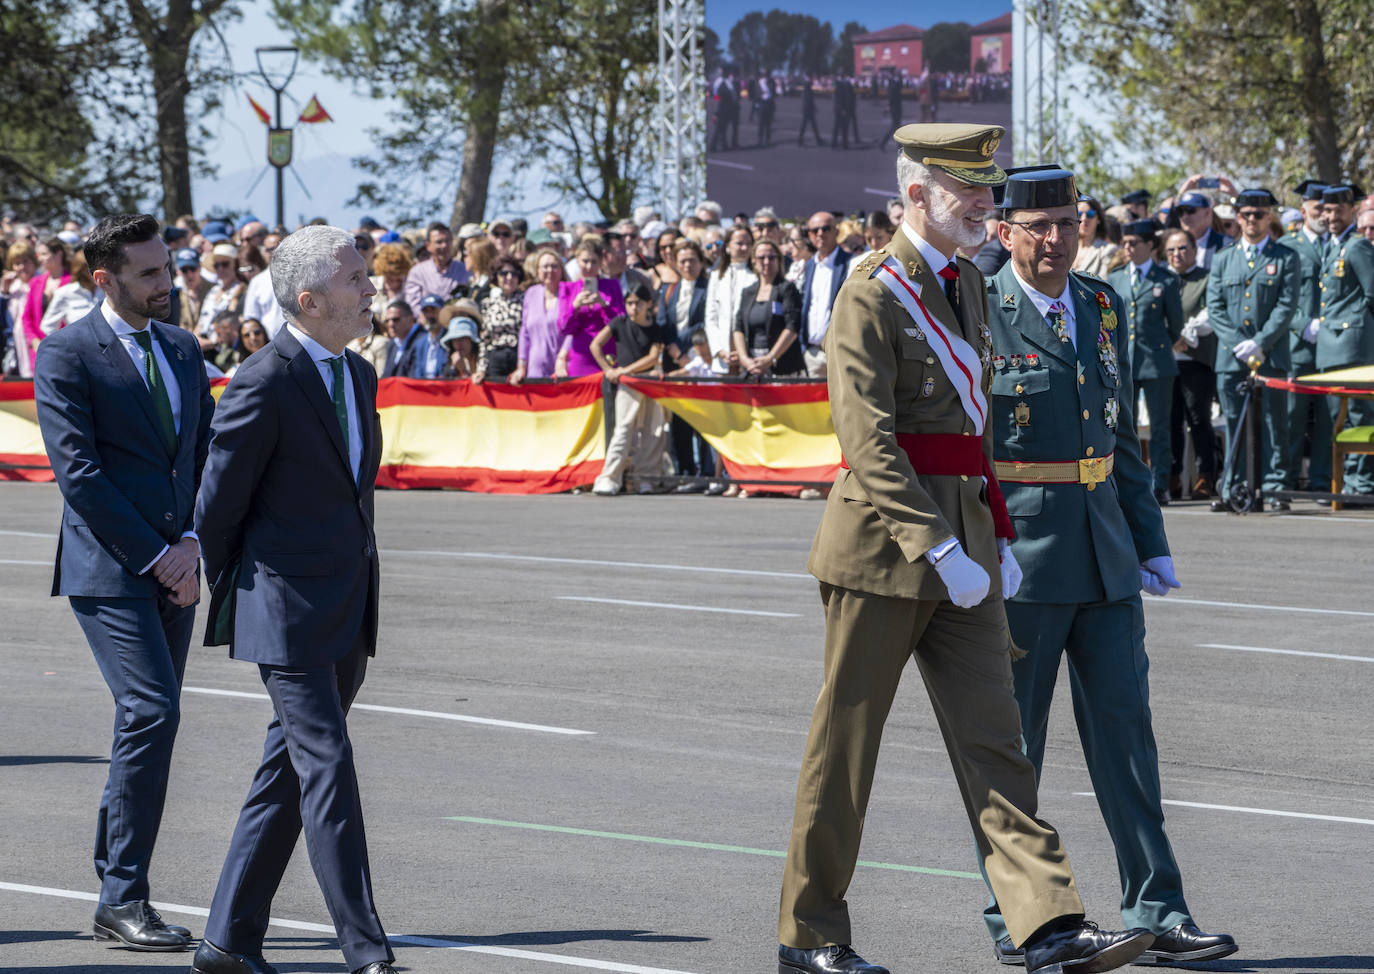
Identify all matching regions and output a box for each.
[873,256,988,435]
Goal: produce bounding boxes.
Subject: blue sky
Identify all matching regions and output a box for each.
[705,0,1011,37]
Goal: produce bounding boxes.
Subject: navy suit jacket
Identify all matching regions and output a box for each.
[800,248,853,345]
[381,322,426,379]
[655,276,708,346]
[34,306,214,597]
[196,325,382,667]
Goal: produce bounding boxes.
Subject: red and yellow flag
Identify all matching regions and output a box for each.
[297,94,332,124]
[376,375,605,492]
[0,382,50,482]
[622,377,840,485]
[247,94,272,125]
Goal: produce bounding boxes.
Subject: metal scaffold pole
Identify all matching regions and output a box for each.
[657,0,706,220]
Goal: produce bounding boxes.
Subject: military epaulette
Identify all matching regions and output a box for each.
[1070,268,1110,288]
[855,249,887,278]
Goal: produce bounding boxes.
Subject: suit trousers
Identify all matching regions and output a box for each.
[1169,361,1216,480]
[71,595,194,905]
[204,648,391,971]
[1286,382,1333,490]
[1217,372,1290,497]
[982,598,1190,942]
[779,584,1083,949]
[1136,378,1173,491]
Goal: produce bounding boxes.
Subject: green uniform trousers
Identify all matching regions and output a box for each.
[779,583,1083,949]
[981,597,1190,943]
[1137,378,1173,493]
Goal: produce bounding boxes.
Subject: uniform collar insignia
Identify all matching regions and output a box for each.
[1002,292,1017,308]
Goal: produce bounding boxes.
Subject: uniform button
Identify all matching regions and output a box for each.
[171,468,178,478]
[1086,482,1096,492]
[1082,409,1090,420]
[164,512,174,522]
[1245,291,1251,297]
[960,475,969,482]
[926,356,935,365]
[1085,446,1094,456]
[1321,316,1326,321]
[1078,374,1085,385]
[1015,384,1024,394]
[1343,322,1349,329]
[362,545,372,557]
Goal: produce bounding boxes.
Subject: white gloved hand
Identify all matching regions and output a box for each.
[929,541,991,608]
[1303,318,1320,343]
[998,538,1022,599]
[1180,322,1200,348]
[1188,309,1212,335]
[1233,339,1264,365]
[1140,555,1181,597]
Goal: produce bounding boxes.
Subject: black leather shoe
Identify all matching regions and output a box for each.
[353,964,400,974]
[93,900,192,951]
[1209,499,1230,512]
[1132,922,1236,964]
[148,904,192,939]
[1267,498,1291,511]
[191,940,279,974]
[1024,920,1153,973]
[994,935,1026,965]
[779,943,889,974]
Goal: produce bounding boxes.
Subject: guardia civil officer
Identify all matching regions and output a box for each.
[1107,220,1183,504]
[980,166,1238,967]
[1283,180,1333,492]
[1313,184,1374,498]
[776,127,1152,974]
[1204,188,1300,511]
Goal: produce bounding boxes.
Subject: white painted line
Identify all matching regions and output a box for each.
[182,686,595,736]
[1199,643,1374,664]
[558,596,799,618]
[1165,509,1374,523]
[381,548,811,580]
[1073,793,1374,827]
[706,158,754,170]
[0,559,48,566]
[0,529,52,538]
[1144,594,1374,619]
[865,186,895,197]
[0,881,698,974]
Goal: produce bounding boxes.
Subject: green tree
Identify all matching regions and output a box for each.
[833,21,869,76]
[728,12,766,78]
[1065,0,1374,189]
[922,22,971,74]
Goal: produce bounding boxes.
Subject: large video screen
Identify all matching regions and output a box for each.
[704,2,1013,217]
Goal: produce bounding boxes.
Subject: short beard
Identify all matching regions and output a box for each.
[927,186,987,250]
[107,276,169,322]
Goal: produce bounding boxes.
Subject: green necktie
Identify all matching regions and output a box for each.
[133,330,177,457]
[330,355,350,451]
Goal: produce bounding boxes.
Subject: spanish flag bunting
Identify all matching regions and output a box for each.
[0,381,50,482]
[247,93,272,125]
[375,375,606,492]
[297,94,333,124]
[621,377,841,485]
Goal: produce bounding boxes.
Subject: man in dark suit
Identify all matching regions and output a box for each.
[379,297,424,378]
[34,213,214,952]
[191,226,398,974]
[799,212,853,377]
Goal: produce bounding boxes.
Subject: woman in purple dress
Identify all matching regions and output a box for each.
[510,249,566,383]
[554,236,624,377]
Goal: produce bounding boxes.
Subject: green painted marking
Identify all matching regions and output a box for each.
[444,816,979,880]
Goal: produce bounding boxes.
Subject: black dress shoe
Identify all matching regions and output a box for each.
[994,935,1026,965]
[147,904,192,939]
[191,940,279,974]
[1209,499,1230,512]
[93,899,192,951]
[779,943,889,974]
[1023,920,1152,973]
[1267,498,1291,511]
[1132,922,1236,964]
[353,964,400,974]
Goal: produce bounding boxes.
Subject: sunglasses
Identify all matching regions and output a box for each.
[808,225,834,235]
[241,328,266,337]
[238,265,257,274]
[354,237,373,250]
[1236,209,1267,220]
[213,261,233,269]
[1174,206,1198,216]
[490,229,512,238]
[497,269,521,278]
[1078,209,1097,219]
[755,220,779,229]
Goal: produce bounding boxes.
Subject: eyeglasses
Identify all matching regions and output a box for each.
[490,229,513,239]
[497,269,521,278]
[1236,209,1268,220]
[1007,218,1080,239]
[755,220,779,230]
[808,225,834,235]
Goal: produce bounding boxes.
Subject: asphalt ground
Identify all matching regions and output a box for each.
[2,482,1373,974]
[705,93,1013,218]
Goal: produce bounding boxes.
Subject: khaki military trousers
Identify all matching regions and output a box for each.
[778,583,1084,949]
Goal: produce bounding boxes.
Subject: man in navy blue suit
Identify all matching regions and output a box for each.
[34,213,214,952]
[192,225,397,974]
[799,211,853,377]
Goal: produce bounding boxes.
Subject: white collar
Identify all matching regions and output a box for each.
[285,321,339,362]
[1008,265,1070,316]
[102,299,150,335]
[1303,226,1324,245]
[815,247,839,269]
[900,221,955,274]
[1241,235,1270,253]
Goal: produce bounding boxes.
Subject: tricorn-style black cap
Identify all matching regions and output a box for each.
[996,165,1078,211]
[1121,188,1151,206]
[1322,185,1362,205]
[1121,219,1160,239]
[1234,188,1278,208]
[1295,179,1327,201]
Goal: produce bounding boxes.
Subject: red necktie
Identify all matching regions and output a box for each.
[937,262,961,324]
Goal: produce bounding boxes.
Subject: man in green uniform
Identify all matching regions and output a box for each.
[1314,184,1374,498]
[1205,188,1300,511]
[1283,181,1332,493]
[1163,228,1218,500]
[777,129,1151,974]
[979,166,1238,968]
[1108,221,1183,504]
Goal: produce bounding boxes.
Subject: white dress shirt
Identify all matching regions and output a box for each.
[805,247,842,347]
[286,323,363,483]
[1009,265,1078,351]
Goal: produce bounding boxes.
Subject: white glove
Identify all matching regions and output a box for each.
[1303,318,1320,343]
[1180,322,1200,348]
[1140,555,1181,597]
[1233,339,1263,365]
[928,540,990,608]
[998,538,1022,599]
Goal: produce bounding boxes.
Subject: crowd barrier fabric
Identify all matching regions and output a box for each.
[0,381,48,481]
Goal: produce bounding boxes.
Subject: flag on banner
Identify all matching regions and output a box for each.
[375,375,606,492]
[247,94,272,125]
[621,377,841,486]
[0,381,50,482]
[297,94,332,124]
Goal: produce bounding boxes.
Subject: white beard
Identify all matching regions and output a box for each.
[927,188,987,250]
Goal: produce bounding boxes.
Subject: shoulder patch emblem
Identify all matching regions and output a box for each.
[856,250,885,277]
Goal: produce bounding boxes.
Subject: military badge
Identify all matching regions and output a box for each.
[993,355,1006,371]
[922,377,935,398]
[1266,263,1277,276]
[1104,397,1119,428]
[1335,259,1346,278]
[1152,286,1163,298]
[1015,401,1030,426]
[1002,292,1017,308]
[1010,353,1023,369]
[1025,353,1039,367]
[856,250,885,277]
[904,327,925,340]
[907,259,922,279]
[1095,291,1111,309]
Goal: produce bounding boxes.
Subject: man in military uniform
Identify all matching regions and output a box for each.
[777,127,1152,974]
[1108,220,1183,504]
[1283,180,1332,493]
[1205,189,1300,511]
[1163,228,1218,500]
[980,166,1238,967]
[1314,184,1374,499]
[1121,189,1151,221]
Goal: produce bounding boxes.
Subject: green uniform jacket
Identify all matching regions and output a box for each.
[808,231,1000,601]
[986,266,1168,604]
[1283,228,1324,372]
[1106,261,1183,381]
[1176,266,1217,367]
[1316,228,1374,371]
[1205,237,1299,376]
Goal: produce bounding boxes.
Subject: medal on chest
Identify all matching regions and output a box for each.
[1095,291,1118,332]
[1015,401,1030,426]
[922,376,935,398]
[1104,397,1119,429]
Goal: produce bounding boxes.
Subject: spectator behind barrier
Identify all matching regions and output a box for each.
[657,238,708,361]
[19,236,72,376]
[733,237,803,377]
[555,236,624,378]
[703,224,755,376]
[475,255,524,383]
[591,281,669,496]
[2,241,38,375]
[439,301,481,378]
[370,242,414,324]
[206,309,243,373]
[1073,195,1120,278]
[512,249,566,384]
[39,248,97,338]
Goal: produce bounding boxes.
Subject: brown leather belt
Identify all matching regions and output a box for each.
[995,453,1114,488]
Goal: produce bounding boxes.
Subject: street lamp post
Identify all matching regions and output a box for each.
[255,46,299,229]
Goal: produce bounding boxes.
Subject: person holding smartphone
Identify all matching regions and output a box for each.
[554,236,624,377]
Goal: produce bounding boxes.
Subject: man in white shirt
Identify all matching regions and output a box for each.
[799,211,852,376]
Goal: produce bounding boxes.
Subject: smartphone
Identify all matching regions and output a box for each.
[1197,176,1221,189]
[581,276,597,295]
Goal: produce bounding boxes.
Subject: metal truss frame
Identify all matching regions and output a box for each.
[657,0,706,220]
